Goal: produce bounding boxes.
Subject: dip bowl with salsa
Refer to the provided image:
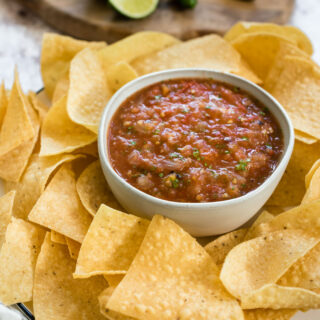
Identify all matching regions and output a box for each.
[98,69,294,236]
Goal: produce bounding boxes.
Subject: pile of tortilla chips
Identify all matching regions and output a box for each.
[0,22,320,320]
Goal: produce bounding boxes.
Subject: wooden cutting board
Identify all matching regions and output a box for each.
[16,0,294,43]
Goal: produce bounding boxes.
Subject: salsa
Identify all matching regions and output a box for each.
[108,78,283,203]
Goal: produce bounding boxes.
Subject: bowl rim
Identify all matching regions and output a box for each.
[98,68,294,209]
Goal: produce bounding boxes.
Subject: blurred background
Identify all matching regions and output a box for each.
[0,0,319,92]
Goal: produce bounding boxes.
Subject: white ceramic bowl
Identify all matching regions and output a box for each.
[98,69,294,236]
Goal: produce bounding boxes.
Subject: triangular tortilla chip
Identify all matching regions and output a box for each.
[107,215,244,320]
[74,204,149,278]
[28,164,92,242]
[0,218,45,305]
[76,160,122,216]
[33,233,106,320]
[41,33,105,98]
[5,153,81,219]
[67,48,111,133]
[40,95,97,156]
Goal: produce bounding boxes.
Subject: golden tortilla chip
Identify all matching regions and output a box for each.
[132,34,260,84]
[28,164,92,243]
[0,85,40,182]
[268,56,320,139]
[98,31,179,71]
[251,200,320,239]
[220,230,318,300]
[107,62,138,92]
[205,228,247,265]
[294,130,317,144]
[241,284,320,309]
[107,215,244,320]
[33,233,106,320]
[278,243,320,291]
[0,218,45,305]
[51,231,66,245]
[0,74,35,156]
[231,33,308,81]
[52,72,69,104]
[0,191,15,249]
[0,81,7,127]
[244,308,296,320]
[99,287,135,320]
[41,33,106,98]
[225,22,313,55]
[67,48,111,133]
[74,204,149,278]
[65,237,81,260]
[76,160,122,216]
[267,140,320,207]
[40,95,97,156]
[5,153,81,220]
[220,230,320,309]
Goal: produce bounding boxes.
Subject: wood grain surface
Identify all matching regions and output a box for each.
[15,0,294,42]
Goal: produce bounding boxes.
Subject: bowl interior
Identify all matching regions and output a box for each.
[98,68,294,208]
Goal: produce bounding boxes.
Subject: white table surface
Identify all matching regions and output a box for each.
[0,0,320,319]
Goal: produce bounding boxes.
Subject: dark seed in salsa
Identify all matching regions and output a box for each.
[108,78,283,203]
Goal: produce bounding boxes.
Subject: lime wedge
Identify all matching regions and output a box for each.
[109,0,159,19]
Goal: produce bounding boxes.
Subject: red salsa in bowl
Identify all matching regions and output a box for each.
[108,78,283,203]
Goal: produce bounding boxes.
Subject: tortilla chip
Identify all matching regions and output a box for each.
[33,233,106,320]
[51,231,66,245]
[220,230,318,300]
[278,243,320,290]
[98,31,179,71]
[0,218,45,305]
[244,308,296,320]
[65,237,81,260]
[225,22,313,55]
[107,215,244,320]
[295,130,318,144]
[231,33,308,81]
[241,284,320,309]
[0,81,7,127]
[0,87,40,182]
[74,204,149,278]
[131,34,260,84]
[267,56,320,139]
[28,91,49,123]
[244,210,274,240]
[251,200,320,239]
[5,153,81,220]
[67,48,111,133]
[0,191,15,249]
[40,95,97,156]
[99,287,135,320]
[52,72,69,104]
[306,159,320,189]
[104,274,124,287]
[205,228,247,265]
[76,160,122,216]
[28,164,92,243]
[107,62,138,92]
[0,74,35,156]
[267,140,320,207]
[41,33,106,98]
